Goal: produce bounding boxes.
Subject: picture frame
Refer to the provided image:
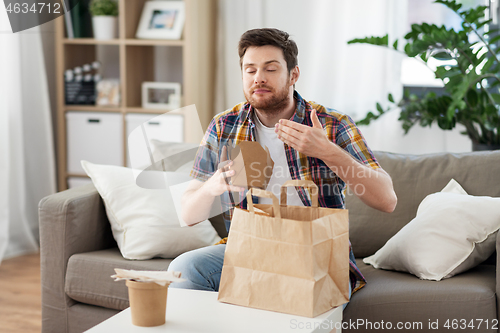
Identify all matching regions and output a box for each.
[142,82,182,110]
[135,1,186,40]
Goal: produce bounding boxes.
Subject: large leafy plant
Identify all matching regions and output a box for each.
[349,0,500,147]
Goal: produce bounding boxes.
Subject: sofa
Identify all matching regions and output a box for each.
[39,150,500,333]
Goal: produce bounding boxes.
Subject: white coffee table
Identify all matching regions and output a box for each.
[85,288,343,333]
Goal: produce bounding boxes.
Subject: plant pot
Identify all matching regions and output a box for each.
[472,143,500,151]
[92,16,117,40]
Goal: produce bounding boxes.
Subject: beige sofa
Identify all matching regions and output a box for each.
[39,150,500,333]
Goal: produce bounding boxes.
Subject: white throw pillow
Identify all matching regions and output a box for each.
[150,140,199,171]
[363,179,500,281]
[81,160,220,260]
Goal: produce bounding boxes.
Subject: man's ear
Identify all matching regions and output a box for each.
[289,66,300,86]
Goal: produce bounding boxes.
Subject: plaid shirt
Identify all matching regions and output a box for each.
[191,91,380,293]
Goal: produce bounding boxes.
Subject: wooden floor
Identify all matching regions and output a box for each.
[0,253,42,333]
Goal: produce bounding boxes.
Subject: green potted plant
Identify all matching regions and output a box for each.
[89,0,119,40]
[348,0,500,150]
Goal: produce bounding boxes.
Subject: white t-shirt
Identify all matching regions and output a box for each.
[253,113,304,207]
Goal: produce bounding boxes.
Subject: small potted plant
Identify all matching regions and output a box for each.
[89,0,119,40]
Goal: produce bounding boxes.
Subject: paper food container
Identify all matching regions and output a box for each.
[230,141,274,189]
[126,280,168,327]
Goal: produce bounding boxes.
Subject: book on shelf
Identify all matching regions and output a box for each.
[62,0,74,39]
[69,0,93,38]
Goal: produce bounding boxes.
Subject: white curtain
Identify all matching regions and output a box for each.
[215,0,472,154]
[0,7,57,262]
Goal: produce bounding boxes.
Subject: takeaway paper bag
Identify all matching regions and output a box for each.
[218,180,349,318]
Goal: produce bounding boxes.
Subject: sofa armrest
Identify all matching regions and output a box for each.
[39,183,115,333]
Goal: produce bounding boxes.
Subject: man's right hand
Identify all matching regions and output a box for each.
[181,145,244,225]
[202,145,244,197]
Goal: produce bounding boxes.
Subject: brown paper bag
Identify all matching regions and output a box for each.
[218,180,349,318]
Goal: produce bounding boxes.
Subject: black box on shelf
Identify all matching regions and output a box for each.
[65,81,96,105]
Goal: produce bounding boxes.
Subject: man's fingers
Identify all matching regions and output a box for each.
[227,185,245,192]
[277,119,307,132]
[221,170,244,192]
[221,169,235,179]
[220,145,228,163]
[218,160,232,170]
[277,130,300,147]
[276,124,301,141]
[311,109,323,129]
[219,144,233,170]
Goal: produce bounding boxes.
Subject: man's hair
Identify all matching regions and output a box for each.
[238,28,298,73]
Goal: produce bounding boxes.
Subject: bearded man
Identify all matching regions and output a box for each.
[168,28,397,304]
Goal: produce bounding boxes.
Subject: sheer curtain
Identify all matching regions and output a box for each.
[0,6,56,262]
[215,0,472,154]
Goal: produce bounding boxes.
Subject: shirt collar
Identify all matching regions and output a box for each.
[291,90,307,124]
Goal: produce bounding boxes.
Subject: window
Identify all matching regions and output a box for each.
[401,0,490,89]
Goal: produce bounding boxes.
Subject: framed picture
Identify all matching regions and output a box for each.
[142,82,181,110]
[136,1,185,40]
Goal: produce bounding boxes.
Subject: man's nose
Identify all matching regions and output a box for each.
[254,69,267,84]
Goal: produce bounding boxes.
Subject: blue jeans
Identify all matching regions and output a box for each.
[167,244,352,309]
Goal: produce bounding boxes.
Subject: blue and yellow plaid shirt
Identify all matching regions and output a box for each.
[190,91,380,293]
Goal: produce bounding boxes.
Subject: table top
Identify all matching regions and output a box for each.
[85,288,343,333]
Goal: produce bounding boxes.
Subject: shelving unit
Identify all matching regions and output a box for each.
[55,0,216,191]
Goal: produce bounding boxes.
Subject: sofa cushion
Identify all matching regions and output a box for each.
[343,259,496,332]
[347,150,500,258]
[81,161,221,260]
[65,248,172,310]
[363,179,500,280]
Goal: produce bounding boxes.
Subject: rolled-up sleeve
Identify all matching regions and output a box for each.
[335,115,380,170]
[190,118,220,181]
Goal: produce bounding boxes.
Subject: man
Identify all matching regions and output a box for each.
[168,28,397,299]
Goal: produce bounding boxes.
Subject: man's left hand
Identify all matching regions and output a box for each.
[275,108,334,159]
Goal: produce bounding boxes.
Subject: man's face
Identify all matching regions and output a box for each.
[241,45,296,113]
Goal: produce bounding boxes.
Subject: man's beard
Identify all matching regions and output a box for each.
[244,82,291,116]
